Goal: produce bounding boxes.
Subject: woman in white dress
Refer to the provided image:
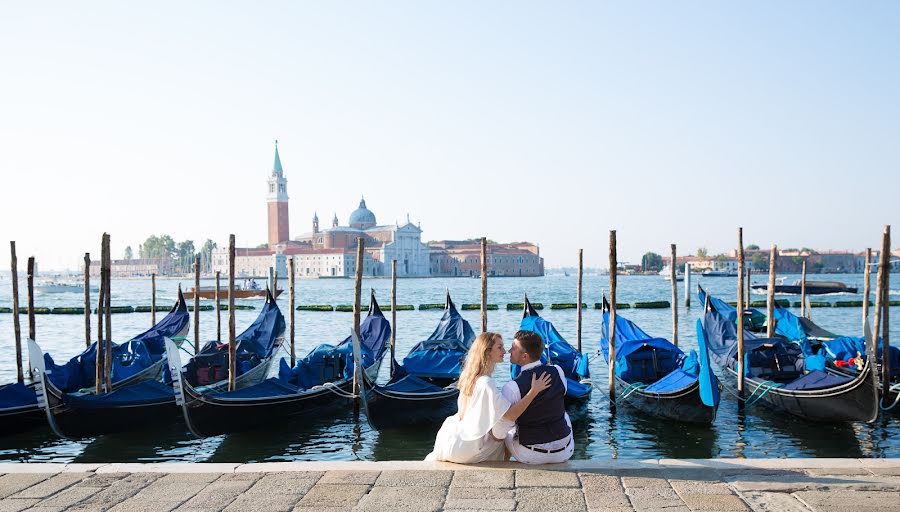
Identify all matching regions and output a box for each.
[425,332,552,463]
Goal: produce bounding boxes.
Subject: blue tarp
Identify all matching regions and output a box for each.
[781,370,853,391]
[382,374,448,394]
[645,369,697,393]
[0,382,38,409]
[514,306,590,385]
[278,297,391,391]
[45,292,189,392]
[62,380,174,408]
[601,310,685,383]
[401,297,474,379]
[185,296,285,386]
[216,377,298,399]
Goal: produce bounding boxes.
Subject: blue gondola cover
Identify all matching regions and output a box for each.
[401,299,474,380]
[0,382,38,409]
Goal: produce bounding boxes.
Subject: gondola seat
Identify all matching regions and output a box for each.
[781,370,854,391]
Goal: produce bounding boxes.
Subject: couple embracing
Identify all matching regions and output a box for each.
[425,330,573,464]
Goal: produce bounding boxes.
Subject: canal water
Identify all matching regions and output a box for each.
[1,273,898,462]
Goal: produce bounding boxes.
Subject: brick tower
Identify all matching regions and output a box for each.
[267,141,290,248]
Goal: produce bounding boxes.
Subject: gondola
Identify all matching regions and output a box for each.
[0,382,43,437]
[751,280,857,295]
[29,289,283,438]
[512,296,592,405]
[699,289,878,422]
[601,297,720,424]
[699,286,900,411]
[364,292,474,430]
[168,291,390,437]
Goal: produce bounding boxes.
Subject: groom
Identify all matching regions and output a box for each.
[500,330,574,464]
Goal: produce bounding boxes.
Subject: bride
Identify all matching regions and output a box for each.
[425,332,552,463]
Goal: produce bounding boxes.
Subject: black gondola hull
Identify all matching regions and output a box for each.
[52,400,178,438]
[615,378,717,424]
[365,387,458,429]
[0,406,46,437]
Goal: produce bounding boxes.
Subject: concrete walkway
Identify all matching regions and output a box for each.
[2,459,900,512]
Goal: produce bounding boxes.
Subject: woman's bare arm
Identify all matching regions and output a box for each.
[501,372,552,422]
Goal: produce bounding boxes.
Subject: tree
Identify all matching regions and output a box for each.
[750,253,765,270]
[746,244,760,250]
[640,252,663,272]
[696,247,708,258]
[124,246,133,260]
[201,239,217,272]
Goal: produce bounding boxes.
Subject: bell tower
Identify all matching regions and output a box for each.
[267,141,290,248]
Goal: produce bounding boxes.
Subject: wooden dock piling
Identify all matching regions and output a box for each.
[390,260,397,376]
[352,237,364,396]
[151,273,156,325]
[766,244,778,338]
[84,253,90,347]
[103,234,112,392]
[227,235,236,392]
[26,257,35,380]
[9,242,22,383]
[863,248,872,336]
[289,257,295,367]
[608,230,617,409]
[737,228,746,397]
[879,226,891,401]
[481,237,487,333]
[670,244,678,346]
[684,262,691,308]
[576,249,583,353]
[95,235,106,394]
[800,260,807,318]
[215,271,221,342]
[193,255,200,353]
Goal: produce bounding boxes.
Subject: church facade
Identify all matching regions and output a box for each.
[212,143,431,278]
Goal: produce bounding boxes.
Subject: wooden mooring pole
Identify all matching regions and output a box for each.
[150,273,156,326]
[608,230,617,410]
[766,244,777,339]
[352,237,364,396]
[576,249,583,353]
[103,234,112,392]
[227,235,236,391]
[390,260,397,377]
[736,228,746,398]
[289,257,296,367]
[481,237,487,333]
[84,253,91,347]
[95,235,106,394]
[862,248,872,336]
[879,226,891,402]
[670,244,678,346]
[215,271,221,341]
[684,262,691,308]
[193,254,200,354]
[800,260,807,319]
[26,257,35,380]
[9,242,22,383]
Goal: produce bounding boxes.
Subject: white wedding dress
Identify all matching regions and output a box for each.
[425,375,513,463]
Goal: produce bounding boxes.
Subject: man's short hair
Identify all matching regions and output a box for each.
[514,330,544,361]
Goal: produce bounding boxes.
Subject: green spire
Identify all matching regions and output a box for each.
[273,140,283,173]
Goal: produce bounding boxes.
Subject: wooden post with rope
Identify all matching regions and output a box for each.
[862,248,872,336]
[215,271,221,341]
[9,242,22,383]
[95,235,106,394]
[289,257,296,367]
[800,260,807,318]
[608,230,617,409]
[227,235,236,391]
[193,254,200,354]
[766,244,778,338]
[670,244,678,346]
[576,249,583,353]
[352,237,364,396]
[737,228,746,398]
[103,234,112,392]
[390,260,397,377]
[878,226,892,403]
[151,273,156,326]
[26,256,35,380]
[481,238,488,333]
[84,253,91,347]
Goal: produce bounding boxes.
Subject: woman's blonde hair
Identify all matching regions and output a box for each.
[457,332,502,396]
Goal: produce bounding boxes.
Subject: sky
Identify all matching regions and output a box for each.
[1,1,898,270]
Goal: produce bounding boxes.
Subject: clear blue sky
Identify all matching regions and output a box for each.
[2,1,898,269]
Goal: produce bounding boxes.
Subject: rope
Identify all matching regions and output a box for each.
[744,380,783,408]
[318,381,358,399]
[615,382,648,405]
[880,383,900,411]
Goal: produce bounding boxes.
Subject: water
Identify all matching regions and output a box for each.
[1,273,898,462]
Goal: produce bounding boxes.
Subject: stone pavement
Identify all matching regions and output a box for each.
[2,459,900,511]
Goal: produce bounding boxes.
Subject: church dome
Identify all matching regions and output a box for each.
[349,197,376,229]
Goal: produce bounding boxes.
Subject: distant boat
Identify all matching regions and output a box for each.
[185,287,283,299]
[659,267,684,282]
[751,280,857,295]
[701,270,738,277]
[35,281,98,294]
